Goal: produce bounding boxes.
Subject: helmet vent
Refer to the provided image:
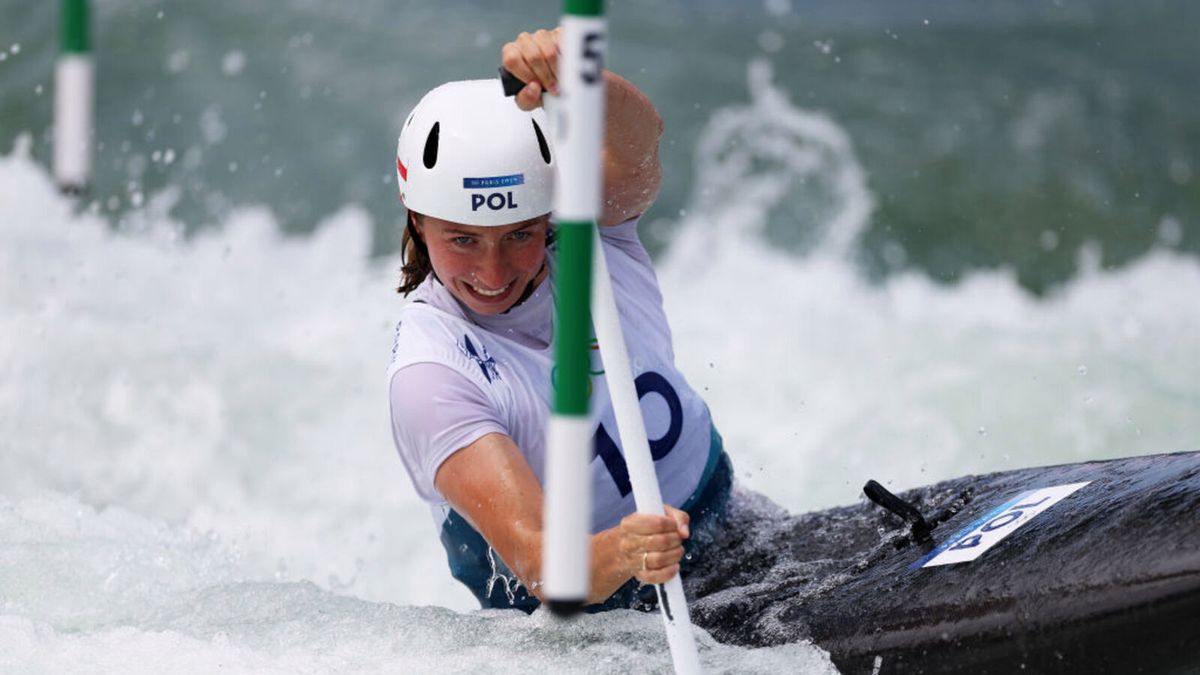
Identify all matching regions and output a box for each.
[423,122,440,169]
[532,120,552,165]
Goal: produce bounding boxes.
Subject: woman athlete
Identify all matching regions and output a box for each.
[388,27,732,612]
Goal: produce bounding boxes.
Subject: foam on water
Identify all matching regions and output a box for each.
[1,134,838,672]
[2,56,1199,670]
[661,60,1200,511]
[0,496,831,674]
[1,132,438,607]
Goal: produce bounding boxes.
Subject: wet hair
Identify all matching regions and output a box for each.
[396,212,432,296]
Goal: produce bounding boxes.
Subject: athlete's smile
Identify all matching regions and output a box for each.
[416,214,550,315]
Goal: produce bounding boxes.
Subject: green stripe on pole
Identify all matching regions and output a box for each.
[552,221,594,416]
[61,0,90,53]
[564,0,603,17]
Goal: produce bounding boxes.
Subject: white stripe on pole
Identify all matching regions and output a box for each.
[591,228,704,674]
[54,54,93,192]
[553,15,606,221]
[542,415,593,603]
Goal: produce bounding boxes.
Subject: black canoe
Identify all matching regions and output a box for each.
[683,451,1200,674]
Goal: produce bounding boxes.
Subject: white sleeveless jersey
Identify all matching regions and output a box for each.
[387,222,712,533]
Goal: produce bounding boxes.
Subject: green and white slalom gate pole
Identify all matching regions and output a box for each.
[541,0,605,618]
[542,1,704,672]
[54,0,93,194]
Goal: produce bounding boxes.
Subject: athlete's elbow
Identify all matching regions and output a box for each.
[505,535,546,601]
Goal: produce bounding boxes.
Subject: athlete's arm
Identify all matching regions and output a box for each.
[502,28,664,227]
[434,432,689,604]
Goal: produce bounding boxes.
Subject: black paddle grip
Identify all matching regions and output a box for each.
[498,67,527,97]
[864,479,934,544]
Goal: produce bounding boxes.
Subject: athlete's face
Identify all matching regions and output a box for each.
[416,214,550,315]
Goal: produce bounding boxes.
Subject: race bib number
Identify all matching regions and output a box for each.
[914,481,1091,569]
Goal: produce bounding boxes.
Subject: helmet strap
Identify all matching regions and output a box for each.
[503,258,548,314]
[502,223,553,312]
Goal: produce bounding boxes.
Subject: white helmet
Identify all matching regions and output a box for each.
[396,79,555,226]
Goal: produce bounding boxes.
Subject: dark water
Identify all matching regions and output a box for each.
[1,0,1197,291]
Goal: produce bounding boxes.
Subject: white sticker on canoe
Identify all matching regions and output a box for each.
[914,481,1091,569]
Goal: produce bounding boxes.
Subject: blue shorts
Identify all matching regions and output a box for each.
[438,427,733,613]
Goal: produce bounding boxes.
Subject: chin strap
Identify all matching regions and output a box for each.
[502,259,549,314]
[499,228,552,313]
